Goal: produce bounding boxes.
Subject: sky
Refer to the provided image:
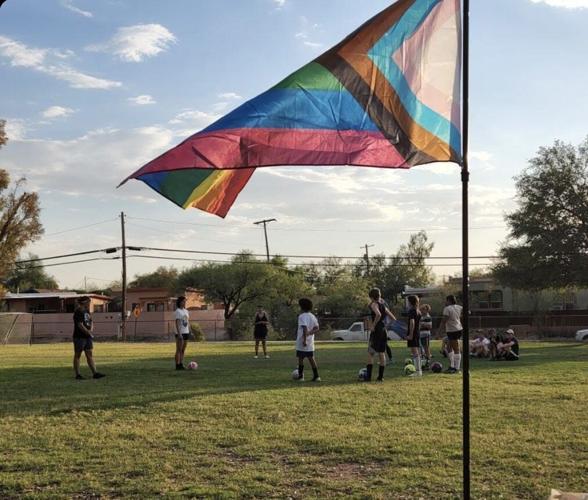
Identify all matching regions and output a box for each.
[1,0,587,290]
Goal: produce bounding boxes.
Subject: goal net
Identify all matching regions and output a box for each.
[0,313,33,345]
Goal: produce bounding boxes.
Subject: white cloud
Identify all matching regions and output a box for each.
[41,106,76,119]
[168,109,221,137]
[4,119,27,141]
[303,41,323,49]
[296,16,323,49]
[217,92,242,100]
[2,126,175,198]
[87,24,176,62]
[272,0,287,8]
[529,0,588,8]
[61,0,93,18]
[0,35,121,89]
[128,94,156,105]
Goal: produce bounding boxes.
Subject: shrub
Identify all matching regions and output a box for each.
[190,322,206,342]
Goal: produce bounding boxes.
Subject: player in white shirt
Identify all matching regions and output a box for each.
[295,298,320,382]
[437,295,463,373]
[174,296,191,370]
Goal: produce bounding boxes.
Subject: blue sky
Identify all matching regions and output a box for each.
[1,0,587,289]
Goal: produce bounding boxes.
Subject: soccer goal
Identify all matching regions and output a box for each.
[0,313,33,345]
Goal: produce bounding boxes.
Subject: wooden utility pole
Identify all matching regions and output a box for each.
[253,218,277,262]
[362,244,375,275]
[120,212,127,341]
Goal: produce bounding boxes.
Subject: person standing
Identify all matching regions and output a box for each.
[73,296,105,380]
[295,298,320,382]
[364,288,396,382]
[419,303,433,369]
[174,296,191,370]
[437,295,463,374]
[253,305,270,359]
[406,295,422,377]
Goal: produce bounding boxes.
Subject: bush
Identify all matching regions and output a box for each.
[227,315,251,340]
[190,322,206,342]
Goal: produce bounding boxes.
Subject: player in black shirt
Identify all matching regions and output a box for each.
[72,296,105,380]
[364,288,396,382]
[406,295,422,376]
[253,306,270,359]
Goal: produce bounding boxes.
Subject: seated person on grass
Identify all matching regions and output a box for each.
[497,329,519,361]
[469,331,491,358]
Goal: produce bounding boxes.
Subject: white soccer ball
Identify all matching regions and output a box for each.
[358,368,368,381]
[291,368,300,380]
[187,361,198,370]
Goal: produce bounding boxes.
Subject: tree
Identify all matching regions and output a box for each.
[6,254,58,291]
[129,266,179,292]
[493,138,588,289]
[0,120,44,282]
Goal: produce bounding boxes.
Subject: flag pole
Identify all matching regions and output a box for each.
[461,0,471,498]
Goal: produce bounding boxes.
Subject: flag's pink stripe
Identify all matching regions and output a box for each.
[132,128,408,178]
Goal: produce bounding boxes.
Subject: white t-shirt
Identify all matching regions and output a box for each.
[175,308,190,334]
[296,312,319,352]
[443,304,463,332]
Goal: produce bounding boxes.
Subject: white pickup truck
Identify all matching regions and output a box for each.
[330,321,404,341]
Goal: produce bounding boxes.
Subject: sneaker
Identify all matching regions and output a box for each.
[75,374,84,380]
[176,364,185,371]
[254,355,259,359]
[375,378,384,383]
[312,376,321,382]
[445,367,458,374]
[264,355,270,359]
[408,371,423,377]
[297,376,305,382]
[93,372,106,379]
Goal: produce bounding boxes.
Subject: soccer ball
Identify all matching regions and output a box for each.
[431,361,443,373]
[404,364,416,376]
[291,368,300,380]
[187,361,198,370]
[404,358,414,366]
[358,368,368,381]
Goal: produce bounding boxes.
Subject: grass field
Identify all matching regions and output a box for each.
[0,341,587,499]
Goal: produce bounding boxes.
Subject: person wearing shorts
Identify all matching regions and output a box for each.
[437,295,463,374]
[364,288,396,382]
[253,306,269,359]
[419,303,433,368]
[406,295,422,377]
[295,298,320,382]
[72,296,105,380]
[174,296,191,370]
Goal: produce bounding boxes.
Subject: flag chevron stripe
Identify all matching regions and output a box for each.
[367,0,461,152]
[120,0,462,217]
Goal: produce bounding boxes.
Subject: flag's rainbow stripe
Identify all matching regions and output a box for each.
[121,0,461,217]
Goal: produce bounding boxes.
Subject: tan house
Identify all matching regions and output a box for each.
[2,292,111,314]
[112,287,221,314]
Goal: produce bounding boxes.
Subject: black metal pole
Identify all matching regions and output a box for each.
[462,0,471,498]
[262,222,270,263]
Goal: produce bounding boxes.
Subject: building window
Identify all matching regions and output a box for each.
[156,303,165,312]
[489,290,503,309]
[94,304,104,313]
[147,303,156,312]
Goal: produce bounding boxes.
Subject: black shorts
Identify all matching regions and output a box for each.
[73,337,93,353]
[176,334,190,341]
[447,330,463,341]
[369,328,388,354]
[254,332,267,341]
[296,350,314,359]
[407,336,420,348]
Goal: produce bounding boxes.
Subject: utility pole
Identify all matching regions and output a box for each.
[253,218,277,262]
[120,212,127,341]
[362,244,375,275]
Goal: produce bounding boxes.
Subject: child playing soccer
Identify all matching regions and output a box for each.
[406,295,422,377]
[419,303,433,369]
[295,298,320,382]
[364,288,396,382]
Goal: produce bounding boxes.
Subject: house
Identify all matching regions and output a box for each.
[1,292,111,314]
[111,287,218,313]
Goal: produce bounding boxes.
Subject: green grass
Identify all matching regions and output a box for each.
[0,341,587,499]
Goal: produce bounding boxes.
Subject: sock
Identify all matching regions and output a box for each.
[298,364,304,379]
[454,353,462,371]
[366,364,373,381]
[312,366,319,378]
[448,351,455,369]
[377,365,385,380]
[413,354,422,374]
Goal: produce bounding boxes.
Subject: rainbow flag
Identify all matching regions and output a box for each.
[121,0,462,217]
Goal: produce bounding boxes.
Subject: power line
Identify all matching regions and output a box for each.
[126,215,507,234]
[15,248,119,265]
[43,218,117,237]
[23,257,120,270]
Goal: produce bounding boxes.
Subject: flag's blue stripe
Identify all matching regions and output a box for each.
[203,88,379,133]
[368,0,461,154]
